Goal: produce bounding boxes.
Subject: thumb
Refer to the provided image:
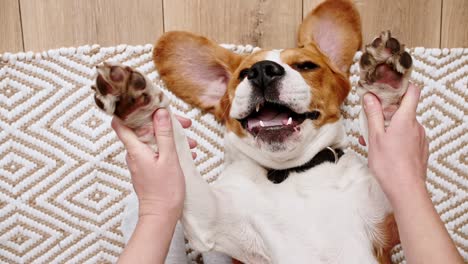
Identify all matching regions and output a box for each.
[153,108,177,162]
[111,117,146,154]
[394,83,420,120]
[363,93,385,137]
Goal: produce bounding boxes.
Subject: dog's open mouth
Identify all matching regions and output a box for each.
[238,102,319,142]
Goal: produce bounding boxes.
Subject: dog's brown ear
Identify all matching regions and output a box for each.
[154,31,243,116]
[298,0,362,74]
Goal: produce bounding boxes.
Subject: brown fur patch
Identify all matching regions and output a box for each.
[373,213,400,264]
[298,0,362,75]
[280,45,351,126]
[217,94,246,137]
[154,31,243,116]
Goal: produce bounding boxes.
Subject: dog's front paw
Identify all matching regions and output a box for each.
[91,63,170,147]
[358,30,413,125]
[357,31,414,143]
[92,63,169,129]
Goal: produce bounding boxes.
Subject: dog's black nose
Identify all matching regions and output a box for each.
[248,61,285,88]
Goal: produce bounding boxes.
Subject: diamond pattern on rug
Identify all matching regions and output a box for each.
[0,45,467,263]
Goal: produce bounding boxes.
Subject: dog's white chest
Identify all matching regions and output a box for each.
[211,154,389,264]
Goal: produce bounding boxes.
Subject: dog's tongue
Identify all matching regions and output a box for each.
[247,108,289,129]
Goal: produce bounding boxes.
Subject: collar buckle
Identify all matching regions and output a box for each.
[325,146,339,164]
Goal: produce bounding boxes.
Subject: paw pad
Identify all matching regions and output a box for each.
[360,30,413,77]
[91,63,167,125]
[399,52,412,69]
[357,30,414,128]
[385,37,401,54]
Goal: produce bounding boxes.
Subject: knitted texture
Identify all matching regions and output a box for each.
[0,45,466,263]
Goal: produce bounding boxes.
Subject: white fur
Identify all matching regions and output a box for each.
[230,78,256,119]
[265,50,312,114]
[184,118,391,264]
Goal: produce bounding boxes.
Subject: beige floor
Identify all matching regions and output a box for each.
[1,0,467,53]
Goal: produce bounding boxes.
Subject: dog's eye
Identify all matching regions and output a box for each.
[294,61,319,71]
[238,69,250,80]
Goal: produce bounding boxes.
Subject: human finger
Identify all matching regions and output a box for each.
[421,124,429,158]
[188,137,197,149]
[422,138,429,179]
[363,93,385,137]
[423,136,429,157]
[419,123,426,141]
[358,136,366,146]
[176,114,192,129]
[111,117,146,153]
[152,108,177,162]
[192,152,197,160]
[396,84,421,120]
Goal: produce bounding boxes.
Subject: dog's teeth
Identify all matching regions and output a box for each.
[287,117,292,125]
[259,120,265,127]
[256,104,260,112]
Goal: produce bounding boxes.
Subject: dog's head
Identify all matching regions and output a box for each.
[154,0,361,168]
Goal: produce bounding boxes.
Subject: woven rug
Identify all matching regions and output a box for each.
[0,44,466,263]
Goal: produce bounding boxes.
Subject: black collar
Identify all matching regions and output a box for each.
[266,147,344,184]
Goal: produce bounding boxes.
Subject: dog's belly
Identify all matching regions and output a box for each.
[211,153,390,264]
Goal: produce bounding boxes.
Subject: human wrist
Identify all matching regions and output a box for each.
[137,213,178,228]
[384,177,430,211]
[378,170,427,200]
[138,199,182,222]
[136,212,179,237]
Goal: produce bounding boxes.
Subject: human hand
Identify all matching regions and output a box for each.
[361,84,429,202]
[112,109,197,220]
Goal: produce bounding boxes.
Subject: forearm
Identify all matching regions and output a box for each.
[389,182,463,264]
[118,215,178,264]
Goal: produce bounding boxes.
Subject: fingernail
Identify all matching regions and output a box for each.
[412,84,421,92]
[156,108,169,125]
[363,93,375,107]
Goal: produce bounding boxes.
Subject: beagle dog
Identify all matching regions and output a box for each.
[92,0,412,263]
